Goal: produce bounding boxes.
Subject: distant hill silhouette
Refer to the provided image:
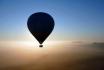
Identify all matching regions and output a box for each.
[92,42,104,48]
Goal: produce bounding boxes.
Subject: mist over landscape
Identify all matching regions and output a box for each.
[0,41,104,70]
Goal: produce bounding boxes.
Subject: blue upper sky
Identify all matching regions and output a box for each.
[0,0,104,42]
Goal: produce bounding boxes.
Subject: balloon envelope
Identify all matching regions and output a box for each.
[27,12,54,46]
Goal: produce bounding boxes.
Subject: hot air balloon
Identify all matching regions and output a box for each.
[27,12,55,47]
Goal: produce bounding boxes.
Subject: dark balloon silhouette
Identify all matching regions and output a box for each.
[27,12,55,47]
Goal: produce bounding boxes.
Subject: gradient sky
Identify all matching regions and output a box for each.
[0,0,104,42]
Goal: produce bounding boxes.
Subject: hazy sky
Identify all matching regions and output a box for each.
[0,0,104,42]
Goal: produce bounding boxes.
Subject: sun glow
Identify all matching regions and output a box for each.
[16,40,72,47]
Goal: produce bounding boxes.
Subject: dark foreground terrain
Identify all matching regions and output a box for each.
[0,41,104,70]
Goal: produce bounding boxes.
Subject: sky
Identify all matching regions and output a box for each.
[0,0,104,42]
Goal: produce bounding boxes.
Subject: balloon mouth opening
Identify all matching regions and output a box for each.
[39,44,43,47]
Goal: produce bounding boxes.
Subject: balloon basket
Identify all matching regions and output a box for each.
[39,44,43,47]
